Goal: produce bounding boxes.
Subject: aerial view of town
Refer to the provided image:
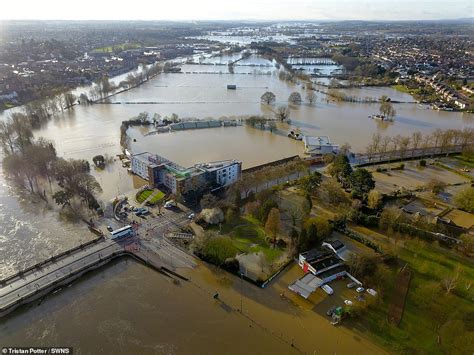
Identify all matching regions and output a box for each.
[0,1,473,354]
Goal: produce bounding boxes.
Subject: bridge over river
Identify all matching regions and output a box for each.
[0,212,196,318]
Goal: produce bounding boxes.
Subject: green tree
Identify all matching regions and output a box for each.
[327,154,353,186]
[454,187,474,213]
[299,171,322,194]
[349,168,375,197]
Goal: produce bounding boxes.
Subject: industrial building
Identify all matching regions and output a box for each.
[131,152,242,196]
[288,243,361,299]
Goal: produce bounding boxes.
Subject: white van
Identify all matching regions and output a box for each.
[164,200,177,208]
[321,284,334,295]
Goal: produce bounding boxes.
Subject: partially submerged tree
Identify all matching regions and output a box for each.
[260,91,276,105]
[275,106,290,121]
[288,92,302,105]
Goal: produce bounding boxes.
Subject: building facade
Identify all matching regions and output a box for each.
[131,152,242,195]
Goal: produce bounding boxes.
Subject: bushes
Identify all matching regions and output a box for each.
[340,228,384,254]
[199,236,238,265]
[419,159,427,167]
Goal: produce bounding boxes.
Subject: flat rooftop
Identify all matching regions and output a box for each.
[303,135,336,147]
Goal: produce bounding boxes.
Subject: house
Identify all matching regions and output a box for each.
[303,136,339,156]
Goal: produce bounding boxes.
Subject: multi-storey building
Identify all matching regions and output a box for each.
[131,152,242,196]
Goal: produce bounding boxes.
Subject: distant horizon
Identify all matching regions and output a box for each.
[0,17,473,23]
[0,0,472,22]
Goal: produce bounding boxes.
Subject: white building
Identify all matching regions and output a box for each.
[303,136,339,155]
[131,152,242,195]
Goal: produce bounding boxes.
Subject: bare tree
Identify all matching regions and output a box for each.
[261,91,276,105]
[306,92,316,105]
[275,106,290,121]
[288,92,302,105]
[411,131,422,157]
[441,266,462,295]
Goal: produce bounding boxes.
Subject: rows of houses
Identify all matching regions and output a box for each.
[131,152,242,196]
[414,74,470,110]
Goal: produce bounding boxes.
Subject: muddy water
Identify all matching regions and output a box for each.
[0,57,471,353]
[0,258,386,355]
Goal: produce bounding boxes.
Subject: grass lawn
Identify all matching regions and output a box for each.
[148,190,165,204]
[136,189,153,203]
[216,215,284,263]
[351,237,474,354]
[454,154,474,169]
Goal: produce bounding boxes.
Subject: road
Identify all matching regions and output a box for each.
[0,203,197,317]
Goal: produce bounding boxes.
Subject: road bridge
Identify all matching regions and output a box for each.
[0,209,196,318]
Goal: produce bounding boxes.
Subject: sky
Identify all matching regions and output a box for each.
[1,0,472,21]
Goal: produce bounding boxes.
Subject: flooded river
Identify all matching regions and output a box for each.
[0,54,472,353]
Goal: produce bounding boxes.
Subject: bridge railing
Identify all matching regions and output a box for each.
[0,235,105,286]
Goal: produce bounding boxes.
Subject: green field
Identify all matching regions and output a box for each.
[391,84,411,94]
[454,154,474,168]
[214,215,284,263]
[93,43,141,53]
[352,238,474,354]
[136,188,165,204]
[148,190,165,204]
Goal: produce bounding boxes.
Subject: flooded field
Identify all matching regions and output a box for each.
[0,55,472,354]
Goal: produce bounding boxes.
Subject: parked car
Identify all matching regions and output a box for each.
[347,282,357,288]
[344,300,353,306]
[356,287,365,293]
[164,200,177,209]
[366,288,377,296]
[356,295,365,302]
[326,306,337,316]
[106,226,113,232]
[188,213,195,219]
[321,284,334,295]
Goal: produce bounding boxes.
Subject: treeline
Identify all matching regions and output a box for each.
[0,116,102,211]
[326,89,379,103]
[364,128,474,162]
[87,62,164,102]
[230,159,309,198]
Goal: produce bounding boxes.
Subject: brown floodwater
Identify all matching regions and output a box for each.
[0,258,386,355]
[0,56,471,353]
